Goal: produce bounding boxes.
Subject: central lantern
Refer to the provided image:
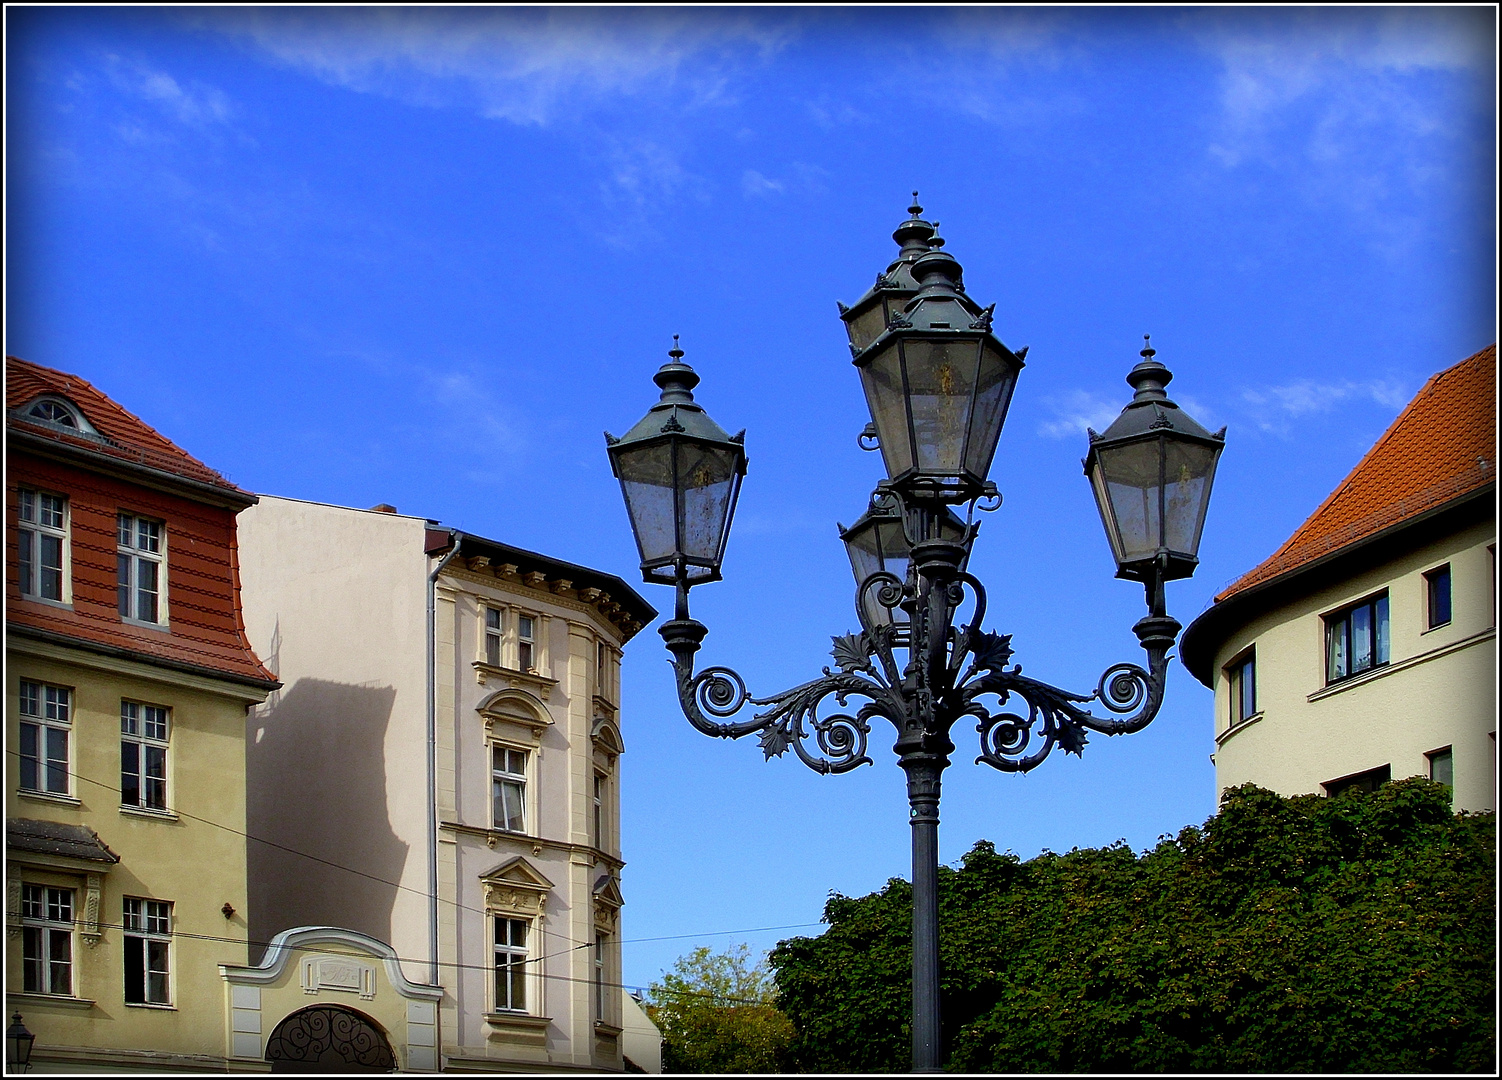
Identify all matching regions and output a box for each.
[852,243,1025,501]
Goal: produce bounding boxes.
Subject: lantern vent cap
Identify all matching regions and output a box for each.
[613,337,738,447]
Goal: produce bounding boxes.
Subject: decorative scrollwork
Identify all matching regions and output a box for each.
[1096,662,1150,714]
[694,666,750,717]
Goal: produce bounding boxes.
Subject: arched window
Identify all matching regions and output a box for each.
[22,396,98,435]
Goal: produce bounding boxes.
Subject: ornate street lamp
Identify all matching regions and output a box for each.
[606,204,1224,1072]
[6,1013,35,1073]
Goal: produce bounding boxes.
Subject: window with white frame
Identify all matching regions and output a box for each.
[22,884,75,996]
[593,772,606,850]
[18,489,68,603]
[121,701,169,811]
[485,607,503,667]
[123,897,171,1005]
[594,933,608,1022]
[492,746,528,833]
[517,615,536,671]
[19,680,71,796]
[494,917,529,1012]
[117,514,165,623]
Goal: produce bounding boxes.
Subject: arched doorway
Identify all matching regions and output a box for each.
[265,1004,397,1073]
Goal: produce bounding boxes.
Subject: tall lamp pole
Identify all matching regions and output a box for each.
[605,198,1225,1072]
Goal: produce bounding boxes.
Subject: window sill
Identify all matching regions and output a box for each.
[17,790,82,808]
[1308,627,1496,703]
[119,805,179,822]
[594,1021,623,1038]
[1420,619,1453,635]
[484,1011,551,1028]
[1215,712,1264,746]
[120,617,171,633]
[123,1001,177,1011]
[6,991,96,1009]
[17,596,74,612]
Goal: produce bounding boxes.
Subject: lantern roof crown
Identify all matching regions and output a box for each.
[843,193,938,313]
[610,337,743,448]
[1088,338,1224,447]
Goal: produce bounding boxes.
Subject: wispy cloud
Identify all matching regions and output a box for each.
[1194,7,1493,169]
[103,54,234,128]
[740,163,829,199]
[1037,390,1124,439]
[205,7,793,127]
[1240,378,1410,432]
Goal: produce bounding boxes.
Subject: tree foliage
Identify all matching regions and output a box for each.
[645,943,795,1073]
[771,779,1495,1073]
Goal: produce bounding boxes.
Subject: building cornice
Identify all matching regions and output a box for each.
[438,820,625,873]
[7,625,280,699]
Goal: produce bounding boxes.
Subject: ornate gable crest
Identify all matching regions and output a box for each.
[480,856,554,918]
[592,873,623,933]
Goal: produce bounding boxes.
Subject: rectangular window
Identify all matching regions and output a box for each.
[19,680,71,795]
[121,701,170,811]
[492,746,527,833]
[123,898,172,1005]
[494,917,528,1012]
[597,641,608,684]
[21,884,74,996]
[485,608,503,667]
[1425,564,1452,629]
[1226,650,1256,725]
[18,489,67,602]
[518,616,535,671]
[593,773,605,850]
[594,933,608,1022]
[1427,746,1454,787]
[1325,593,1389,683]
[117,513,165,623]
[1323,763,1391,798]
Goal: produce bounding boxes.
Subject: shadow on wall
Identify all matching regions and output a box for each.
[247,677,408,962]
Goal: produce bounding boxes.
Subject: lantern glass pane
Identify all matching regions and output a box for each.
[847,302,891,355]
[1096,437,1164,565]
[676,442,739,566]
[1162,438,1220,558]
[844,515,911,627]
[859,341,915,479]
[1088,459,1128,567]
[963,342,1018,480]
[902,338,975,474]
[615,441,679,567]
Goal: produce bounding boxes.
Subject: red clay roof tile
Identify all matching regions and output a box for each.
[6,354,249,496]
[1217,344,1497,601]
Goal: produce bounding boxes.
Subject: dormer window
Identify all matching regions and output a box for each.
[22,396,99,436]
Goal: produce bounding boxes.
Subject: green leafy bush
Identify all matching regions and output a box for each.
[771,780,1494,1073]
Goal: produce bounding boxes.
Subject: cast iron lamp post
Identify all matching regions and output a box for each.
[606,199,1225,1072]
[6,1013,35,1073]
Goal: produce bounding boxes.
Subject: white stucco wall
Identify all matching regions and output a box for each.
[236,497,434,983]
[1211,518,1496,811]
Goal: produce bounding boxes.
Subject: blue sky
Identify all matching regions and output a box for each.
[7,6,1496,992]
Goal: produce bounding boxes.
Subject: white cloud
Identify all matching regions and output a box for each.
[103,55,233,128]
[741,169,784,198]
[203,7,793,127]
[1240,377,1410,432]
[1194,7,1493,168]
[1037,390,1124,440]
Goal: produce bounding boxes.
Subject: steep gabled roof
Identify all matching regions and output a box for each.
[1217,344,1496,602]
[6,354,251,500]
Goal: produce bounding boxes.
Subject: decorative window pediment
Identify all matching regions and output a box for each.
[481,856,553,918]
[591,716,625,756]
[479,688,552,747]
[592,874,623,934]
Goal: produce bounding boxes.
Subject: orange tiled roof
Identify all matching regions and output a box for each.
[1217,344,1496,602]
[6,355,249,496]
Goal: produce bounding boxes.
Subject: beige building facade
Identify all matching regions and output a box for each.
[1182,345,1496,810]
[235,495,658,1072]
